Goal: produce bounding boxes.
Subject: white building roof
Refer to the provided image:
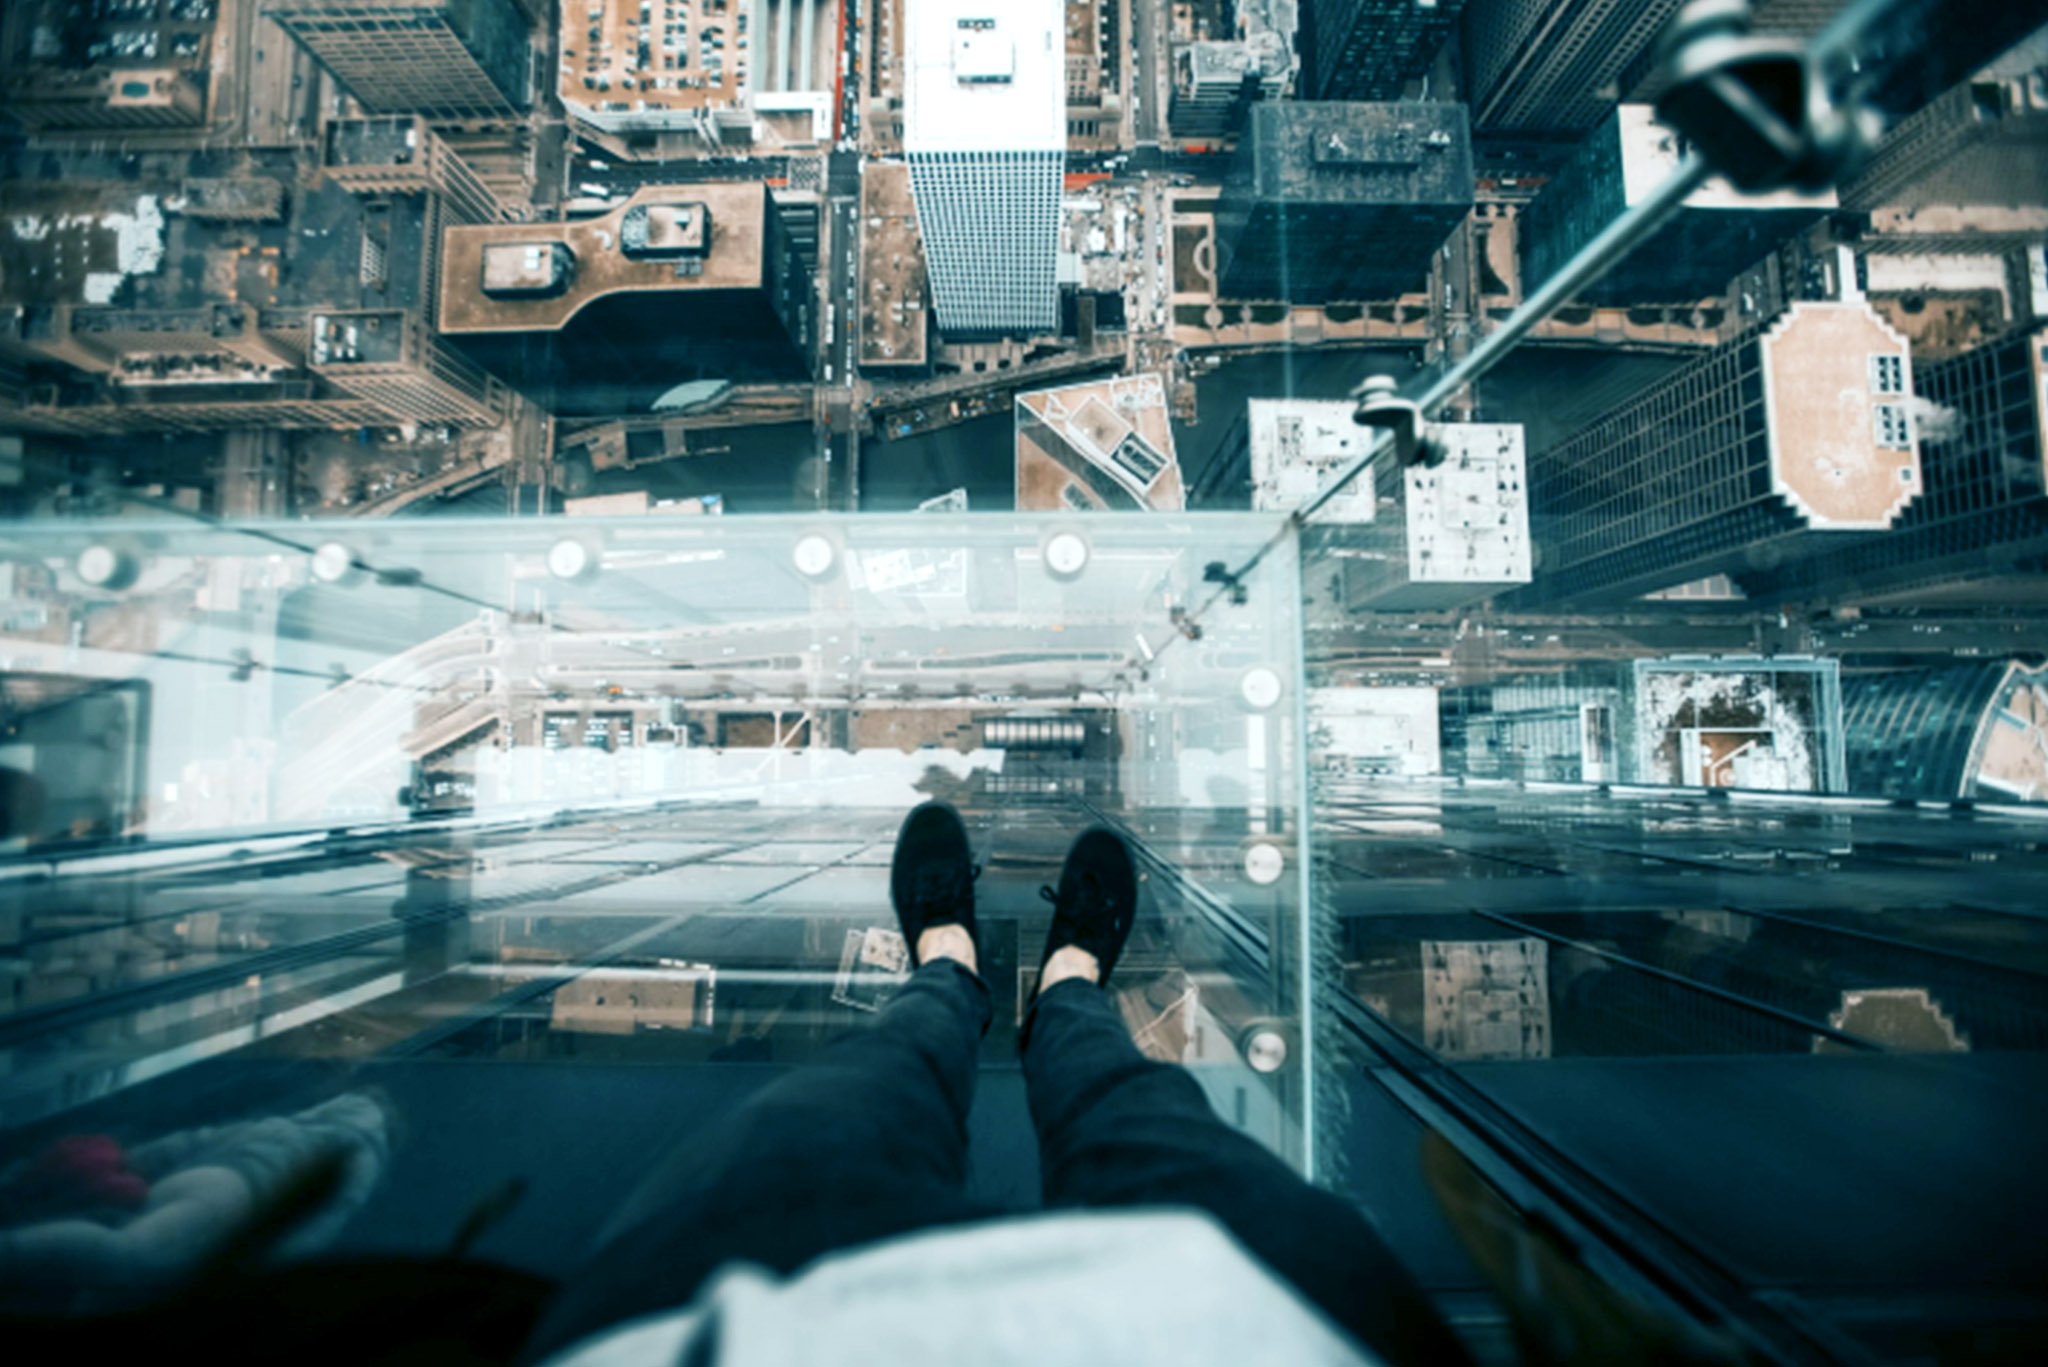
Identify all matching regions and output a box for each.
[1246,401,1529,594]
[1405,424,1531,586]
[904,0,1064,153]
[1247,399,1377,522]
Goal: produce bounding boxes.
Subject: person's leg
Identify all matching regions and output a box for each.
[1020,830,1472,1367]
[523,804,996,1360]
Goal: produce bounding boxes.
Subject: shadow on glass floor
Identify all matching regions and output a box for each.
[0,801,1304,1291]
[1311,779,2048,1361]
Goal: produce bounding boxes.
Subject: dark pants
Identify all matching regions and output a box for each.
[522,961,1468,1366]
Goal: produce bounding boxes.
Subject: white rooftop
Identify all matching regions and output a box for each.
[1247,399,1377,522]
[1405,424,1531,586]
[904,0,1064,153]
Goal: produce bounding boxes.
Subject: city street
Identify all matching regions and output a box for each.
[1128,0,1165,147]
[824,150,861,387]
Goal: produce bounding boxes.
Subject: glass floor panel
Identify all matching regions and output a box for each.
[3,511,2048,1357]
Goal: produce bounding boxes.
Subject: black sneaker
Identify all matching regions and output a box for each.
[891,800,979,966]
[1036,827,1138,991]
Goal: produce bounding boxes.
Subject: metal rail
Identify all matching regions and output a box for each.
[1296,152,1714,524]
[0,817,788,1050]
[1465,906,1885,1051]
[1121,0,1936,684]
[1323,990,1842,1365]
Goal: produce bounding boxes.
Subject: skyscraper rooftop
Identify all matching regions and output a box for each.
[1519,300,1926,605]
[1015,374,1183,511]
[901,0,1064,335]
[902,0,1064,153]
[437,183,814,412]
[440,187,775,335]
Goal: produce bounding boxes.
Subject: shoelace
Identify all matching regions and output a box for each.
[1038,872,1104,918]
[914,862,979,918]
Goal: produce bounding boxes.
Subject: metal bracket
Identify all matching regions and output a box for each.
[1351,374,1445,469]
[1203,560,1250,605]
[1654,0,1872,192]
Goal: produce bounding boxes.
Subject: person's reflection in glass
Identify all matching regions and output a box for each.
[0,1091,392,1311]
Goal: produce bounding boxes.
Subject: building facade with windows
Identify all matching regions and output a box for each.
[1213,102,1473,304]
[270,0,532,121]
[1842,61,2048,212]
[308,309,506,426]
[1514,300,1924,605]
[1842,661,2048,802]
[325,117,508,227]
[1460,0,1683,131]
[1737,326,2048,606]
[903,0,1064,337]
[1300,0,1465,103]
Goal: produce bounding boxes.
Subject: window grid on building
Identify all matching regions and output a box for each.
[1873,402,1913,449]
[271,5,522,121]
[908,149,1062,336]
[1520,328,1805,603]
[1464,0,1685,131]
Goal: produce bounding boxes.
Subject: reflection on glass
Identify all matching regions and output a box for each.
[5,0,2048,1356]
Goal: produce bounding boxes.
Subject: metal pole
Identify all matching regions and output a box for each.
[1294,150,1715,525]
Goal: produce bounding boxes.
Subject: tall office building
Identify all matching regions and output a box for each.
[1,0,217,131]
[438,184,815,415]
[1214,102,1473,304]
[1460,0,1682,131]
[1169,38,1293,140]
[904,0,1064,337]
[1209,399,1531,608]
[1737,325,2048,607]
[1516,301,1925,605]
[1844,40,2048,253]
[1227,397,1379,520]
[1300,0,1466,102]
[270,0,531,121]
[1167,0,1297,139]
[1842,661,2048,802]
[1339,422,1533,610]
[2,68,208,131]
[1842,62,2048,212]
[1520,105,1834,304]
[309,309,505,426]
